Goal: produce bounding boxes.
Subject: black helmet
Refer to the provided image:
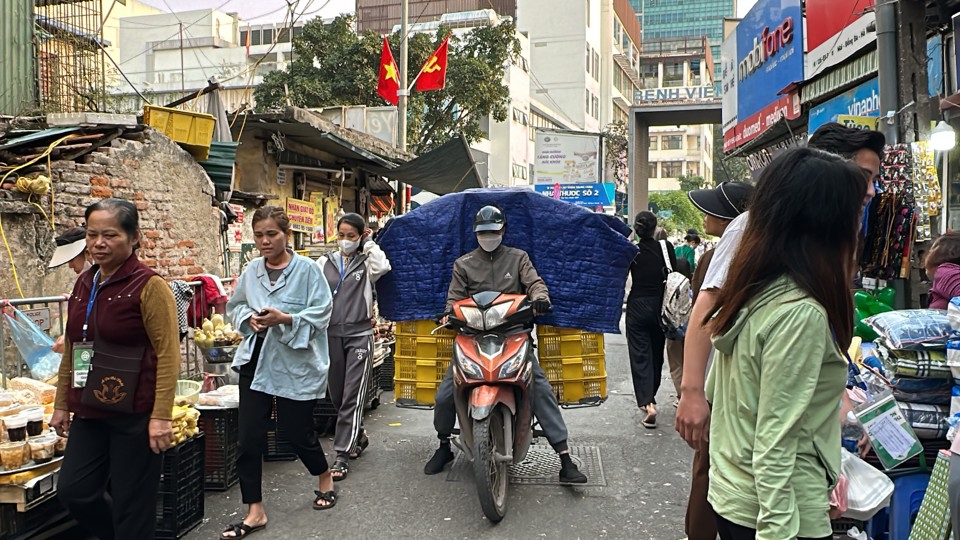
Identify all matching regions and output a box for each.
[473,205,505,232]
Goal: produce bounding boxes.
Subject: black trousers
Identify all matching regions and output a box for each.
[57,413,162,540]
[327,335,373,460]
[237,344,330,504]
[626,295,666,407]
[716,515,831,540]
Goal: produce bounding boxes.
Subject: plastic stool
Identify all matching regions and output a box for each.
[888,472,930,540]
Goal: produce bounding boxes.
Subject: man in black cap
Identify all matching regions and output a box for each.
[424,206,588,484]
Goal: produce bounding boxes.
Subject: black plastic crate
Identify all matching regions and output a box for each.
[265,397,297,462]
[313,397,337,437]
[365,363,383,411]
[199,407,239,491]
[379,344,395,390]
[0,496,70,539]
[156,432,205,539]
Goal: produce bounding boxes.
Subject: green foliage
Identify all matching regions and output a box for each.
[650,190,702,236]
[678,174,706,192]
[602,121,628,188]
[712,125,751,183]
[254,15,521,153]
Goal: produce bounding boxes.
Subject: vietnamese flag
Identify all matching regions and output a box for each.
[377,37,400,106]
[416,35,449,92]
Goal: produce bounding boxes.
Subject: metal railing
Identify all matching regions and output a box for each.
[0,276,235,387]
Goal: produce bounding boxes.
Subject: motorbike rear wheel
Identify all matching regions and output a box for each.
[472,407,509,522]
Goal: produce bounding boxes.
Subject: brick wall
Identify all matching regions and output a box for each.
[0,127,223,300]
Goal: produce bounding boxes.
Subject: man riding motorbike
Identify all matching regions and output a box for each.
[423,205,588,484]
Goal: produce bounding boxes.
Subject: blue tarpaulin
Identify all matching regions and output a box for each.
[375,189,638,334]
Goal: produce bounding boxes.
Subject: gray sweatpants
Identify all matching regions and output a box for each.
[432,353,569,451]
[328,335,373,460]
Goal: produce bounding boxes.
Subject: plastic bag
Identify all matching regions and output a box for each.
[865,309,953,350]
[2,310,61,381]
[841,447,895,521]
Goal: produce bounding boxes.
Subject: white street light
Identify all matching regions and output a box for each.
[930,121,956,151]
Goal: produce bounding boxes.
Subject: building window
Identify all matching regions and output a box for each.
[250,29,261,46]
[662,161,683,178]
[592,51,600,80]
[586,0,591,27]
[687,162,700,176]
[649,136,658,150]
[240,30,248,46]
[512,107,528,126]
[512,163,528,180]
[664,135,682,150]
[586,91,591,115]
[585,43,591,76]
[261,28,274,45]
[663,61,684,87]
[648,162,659,179]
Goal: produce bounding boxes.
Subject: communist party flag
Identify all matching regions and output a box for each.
[377,37,400,106]
[416,35,449,92]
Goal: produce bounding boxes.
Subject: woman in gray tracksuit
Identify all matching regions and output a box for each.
[316,213,391,481]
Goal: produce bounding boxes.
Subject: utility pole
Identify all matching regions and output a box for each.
[875,0,899,144]
[396,0,409,214]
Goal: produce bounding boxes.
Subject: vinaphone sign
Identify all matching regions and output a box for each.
[722,0,803,152]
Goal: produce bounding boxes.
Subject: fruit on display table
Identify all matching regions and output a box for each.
[194,311,241,348]
[171,405,200,446]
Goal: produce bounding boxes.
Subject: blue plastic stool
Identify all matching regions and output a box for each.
[887,472,931,540]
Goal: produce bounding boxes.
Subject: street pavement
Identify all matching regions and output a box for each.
[185,320,694,540]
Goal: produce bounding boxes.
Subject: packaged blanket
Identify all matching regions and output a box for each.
[897,401,950,439]
[375,188,638,334]
[865,310,953,350]
[878,344,950,380]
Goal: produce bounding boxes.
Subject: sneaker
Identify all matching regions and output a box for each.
[424,444,454,475]
[559,461,588,484]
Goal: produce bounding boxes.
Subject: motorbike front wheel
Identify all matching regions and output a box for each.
[472,407,509,523]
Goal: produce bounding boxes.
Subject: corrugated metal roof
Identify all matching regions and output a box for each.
[0,126,81,151]
[199,142,239,192]
[0,0,35,115]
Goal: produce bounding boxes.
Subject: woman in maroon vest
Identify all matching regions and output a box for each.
[51,198,180,540]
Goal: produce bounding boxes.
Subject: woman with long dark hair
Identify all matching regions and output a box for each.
[705,147,866,540]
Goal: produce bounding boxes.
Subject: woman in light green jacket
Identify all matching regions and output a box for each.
[703,147,867,540]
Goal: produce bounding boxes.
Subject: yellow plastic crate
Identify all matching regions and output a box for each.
[538,332,604,358]
[539,354,607,382]
[550,377,607,405]
[394,356,450,384]
[396,335,455,360]
[143,105,215,160]
[394,379,443,405]
[396,320,451,336]
[536,325,587,337]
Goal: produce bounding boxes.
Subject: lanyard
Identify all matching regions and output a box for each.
[82,270,106,341]
[332,255,349,296]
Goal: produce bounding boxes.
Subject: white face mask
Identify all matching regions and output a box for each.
[338,239,359,254]
[477,234,502,252]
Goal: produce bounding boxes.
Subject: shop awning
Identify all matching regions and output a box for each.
[365,133,484,195]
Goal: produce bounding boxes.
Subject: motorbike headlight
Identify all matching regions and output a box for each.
[459,306,485,330]
[455,343,484,379]
[483,302,512,330]
[498,341,529,378]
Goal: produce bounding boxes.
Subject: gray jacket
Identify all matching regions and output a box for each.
[317,240,391,337]
[445,245,549,313]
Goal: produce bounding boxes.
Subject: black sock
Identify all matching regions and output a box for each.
[438,435,451,447]
[559,453,574,467]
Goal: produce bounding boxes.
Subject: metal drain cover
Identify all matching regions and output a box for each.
[446,444,606,486]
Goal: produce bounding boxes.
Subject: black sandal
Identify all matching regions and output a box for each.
[331,459,349,481]
[349,431,369,460]
[220,522,266,539]
[313,489,338,510]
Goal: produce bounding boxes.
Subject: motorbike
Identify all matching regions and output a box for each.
[442,291,538,523]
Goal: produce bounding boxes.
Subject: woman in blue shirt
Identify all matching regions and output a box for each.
[222,206,335,540]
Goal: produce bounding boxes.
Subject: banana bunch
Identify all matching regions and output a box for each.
[194,312,242,348]
[15,175,51,196]
[171,405,200,446]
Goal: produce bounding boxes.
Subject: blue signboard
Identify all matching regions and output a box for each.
[808,78,880,134]
[735,0,804,121]
[929,36,944,98]
[534,183,616,208]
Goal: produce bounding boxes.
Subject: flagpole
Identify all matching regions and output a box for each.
[396,0,409,214]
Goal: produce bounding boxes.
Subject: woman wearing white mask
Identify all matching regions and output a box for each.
[316,213,391,481]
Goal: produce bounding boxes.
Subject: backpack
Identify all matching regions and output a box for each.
[658,240,692,339]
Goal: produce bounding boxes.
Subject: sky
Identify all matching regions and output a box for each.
[143,0,760,24]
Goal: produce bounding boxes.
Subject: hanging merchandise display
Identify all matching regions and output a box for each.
[861,142,941,279]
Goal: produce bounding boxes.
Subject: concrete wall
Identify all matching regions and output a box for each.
[0,128,222,300]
